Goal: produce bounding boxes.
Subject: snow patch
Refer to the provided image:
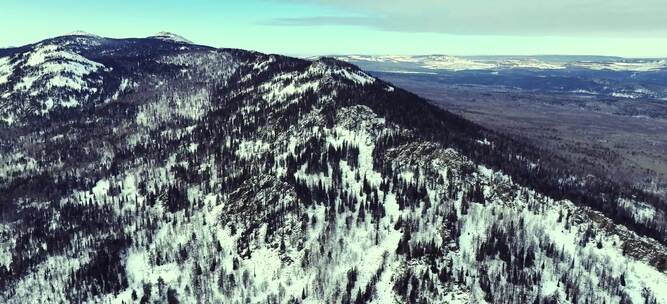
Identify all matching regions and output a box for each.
[0,56,13,85]
[92,179,110,197]
[150,32,193,44]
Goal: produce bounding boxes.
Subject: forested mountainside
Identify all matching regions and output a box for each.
[0,33,665,304]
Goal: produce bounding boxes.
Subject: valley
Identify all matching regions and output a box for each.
[370,73,667,199]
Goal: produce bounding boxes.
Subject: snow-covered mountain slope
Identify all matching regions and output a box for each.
[0,33,217,125]
[0,34,665,304]
[0,43,105,123]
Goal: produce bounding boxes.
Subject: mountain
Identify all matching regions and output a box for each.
[0,34,665,304]
[0,32,213,125]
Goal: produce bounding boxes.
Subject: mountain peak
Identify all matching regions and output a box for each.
[64,30,100,38]
[149,32,192,44]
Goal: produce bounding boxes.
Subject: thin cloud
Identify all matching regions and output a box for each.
[266,0,667,36]
[262,16,377,27]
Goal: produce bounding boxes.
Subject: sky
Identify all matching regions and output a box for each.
[1,0,666,57]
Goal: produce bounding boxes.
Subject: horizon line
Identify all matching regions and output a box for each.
[2,31,666,60]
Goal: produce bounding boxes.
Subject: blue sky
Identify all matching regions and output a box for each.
[2,0,666,57]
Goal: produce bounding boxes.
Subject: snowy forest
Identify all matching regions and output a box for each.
[0,33,665,303]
